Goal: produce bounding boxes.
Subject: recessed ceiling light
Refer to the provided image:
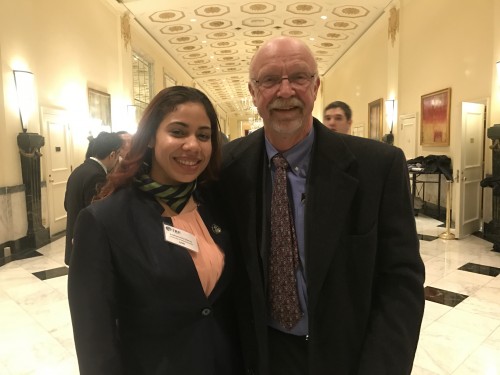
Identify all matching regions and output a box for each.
[321,15,327,20]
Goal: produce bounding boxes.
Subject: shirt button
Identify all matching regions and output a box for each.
[201,308,212,317]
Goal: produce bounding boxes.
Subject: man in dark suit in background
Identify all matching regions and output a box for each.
[220,36,425,375]
[64,131,123,265]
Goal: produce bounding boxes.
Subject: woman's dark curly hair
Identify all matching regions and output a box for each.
[98,86,221,199]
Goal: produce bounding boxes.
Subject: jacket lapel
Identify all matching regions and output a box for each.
[222,130,267,289]
[305,123,359,313]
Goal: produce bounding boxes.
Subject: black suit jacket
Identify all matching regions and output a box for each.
[68,187,242,375]
[64,158,107,265]
[220,119,425,375]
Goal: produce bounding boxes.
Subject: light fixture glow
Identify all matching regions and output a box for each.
[382,99,396,145]
[13,70,36,132]
[127,105,139,132]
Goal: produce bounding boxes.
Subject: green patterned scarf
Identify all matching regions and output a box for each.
[135,173,196,214]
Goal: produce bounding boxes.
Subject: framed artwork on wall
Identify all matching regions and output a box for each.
[88,88,111,129]
[351,123,365,137]
[368,98,383,140]
[420,87,451,146]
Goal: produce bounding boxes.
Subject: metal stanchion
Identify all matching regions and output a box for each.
[439,180,455,240]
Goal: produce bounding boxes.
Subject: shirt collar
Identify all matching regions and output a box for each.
[265,126,314,178]
[89,157,108,174]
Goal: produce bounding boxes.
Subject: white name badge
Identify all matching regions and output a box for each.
[163,224,199,253]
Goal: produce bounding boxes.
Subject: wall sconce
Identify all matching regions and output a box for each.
[13,70,36,133]
[382,99,395,145]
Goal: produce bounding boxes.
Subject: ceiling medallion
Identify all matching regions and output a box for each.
[242,17,273,27]
[241,2,275,14]
[218,56,239,61]
[160,25,192,34]
[246,40,264,46]
[316,42,338,49]
[283,30,307,37]
[284,18,314,27]
[193,65,213,71]
[215,49,238,55]
[176,45,202,52]
[169,35,197,44]
[286,3,321,15]
[183,53,207,59]
[244,30,272,37]
[332,6,369,18]
[211,41,237,48]
[150,10,184,23]
[195,5,229,17]
[325,21,358,30]
[207,31,234,39]
[201,20,232,29]
[198,70,217,75]
[188,59,211,65]
[322,32,348,40]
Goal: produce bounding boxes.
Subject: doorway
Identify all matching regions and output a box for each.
[399,113,417,160]
[454,101,487,238]
[40,107,72,236]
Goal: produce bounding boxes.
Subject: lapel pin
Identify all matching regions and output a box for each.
[211,224,222,234]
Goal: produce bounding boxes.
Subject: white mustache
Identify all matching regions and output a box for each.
[269,98,303,110]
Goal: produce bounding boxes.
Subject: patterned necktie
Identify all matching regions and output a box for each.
[268,153,303,330]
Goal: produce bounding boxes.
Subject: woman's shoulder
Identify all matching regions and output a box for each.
[90,186,154,216]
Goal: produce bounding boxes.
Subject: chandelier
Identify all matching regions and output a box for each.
[240,96,253,111]
[249,110,263,132]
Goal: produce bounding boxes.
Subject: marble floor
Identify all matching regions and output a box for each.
[0,215,499,374]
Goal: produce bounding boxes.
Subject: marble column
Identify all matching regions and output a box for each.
[17,132,50,250]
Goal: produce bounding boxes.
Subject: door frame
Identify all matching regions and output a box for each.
[398,112,418,160]
[453,99,488,238]
[40,106,73,236]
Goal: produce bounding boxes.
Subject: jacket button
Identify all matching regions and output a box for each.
[201,308,212,316]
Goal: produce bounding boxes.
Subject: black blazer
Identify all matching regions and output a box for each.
[220,119,425,375]
[68,187,242,375]
[64,158,107,265]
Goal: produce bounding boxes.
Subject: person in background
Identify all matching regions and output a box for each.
[68,86,242,375]
[116,130,133,159]
[64,131,123,265]
[219,131,229,145]
[219,36,424,375]
[323,100,352,134]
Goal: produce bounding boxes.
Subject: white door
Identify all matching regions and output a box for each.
[455,102,485,238]
[41,107,72,236]
[398,113,417,160]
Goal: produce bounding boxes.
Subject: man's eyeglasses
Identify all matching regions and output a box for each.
[252,73,316,90]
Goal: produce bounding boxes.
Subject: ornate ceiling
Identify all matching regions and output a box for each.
[117,0,393,119]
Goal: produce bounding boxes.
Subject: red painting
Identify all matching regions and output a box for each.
[420,88,451,146]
